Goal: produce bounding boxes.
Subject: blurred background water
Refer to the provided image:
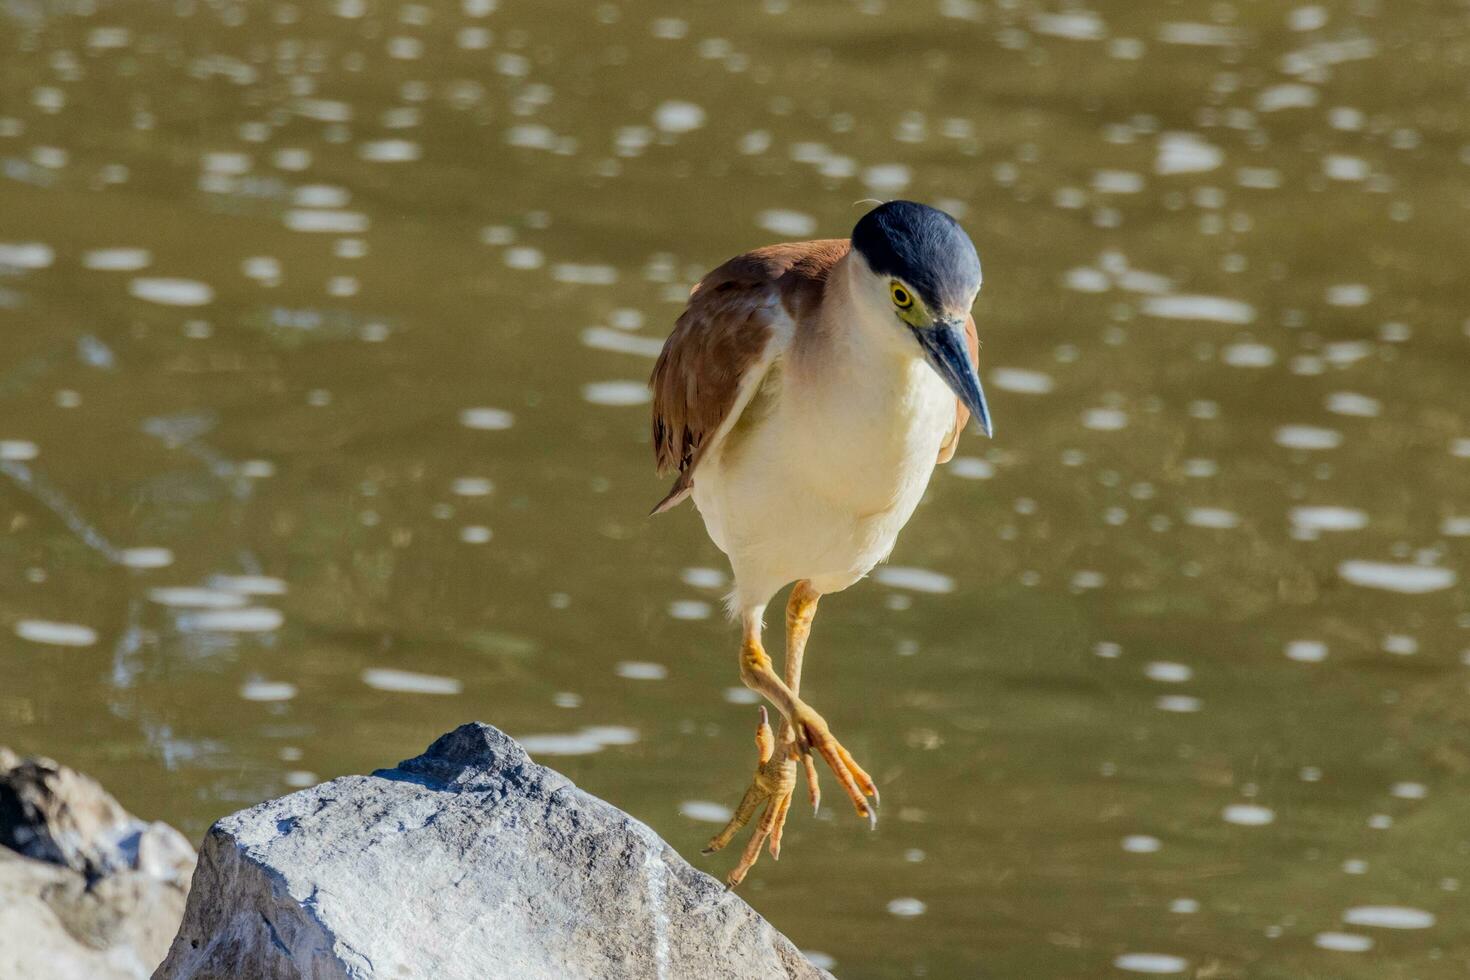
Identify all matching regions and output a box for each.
[2,0,1469,976]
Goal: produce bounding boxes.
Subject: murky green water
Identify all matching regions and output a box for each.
[3,0,1469,976]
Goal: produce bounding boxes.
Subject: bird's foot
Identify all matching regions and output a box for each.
[790,699,879,828]
[703,707,816,888]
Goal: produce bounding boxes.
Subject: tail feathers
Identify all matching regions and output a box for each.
[649,475,693,516]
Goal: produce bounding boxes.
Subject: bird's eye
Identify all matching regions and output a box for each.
[890,283,913,309]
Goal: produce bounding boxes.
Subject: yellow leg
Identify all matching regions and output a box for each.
[704,582,878,888]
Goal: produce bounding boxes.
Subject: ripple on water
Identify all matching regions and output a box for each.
[1222,803,1275,826]
[1315,932,1374,952]
[668,600,712,620]
[948,456,995,479]
[129,277,214,306]
[886,898,926,918]
[1343,906,1435,929]
[1337,561,1456,594]
[82,247,151,271]
[1326,391,1381,417]
[678,800,733,823]
[518,725,638,756]
[1185,508,1240,529]
[15,620,97,647]
[580,327,665,357]
[1275,425,1343,450]
[0,242,55,269]
[210,574,288,595]
[240,680,297,702]
[652,100,705,133]
[616,661,668,680]
[283,210,369,233]
[1286,640,1329,662]
[756,209,817,237]
[178,608,284,633]
[361,668,463,695]
[1122,835,1161,853]
[1290,506,1367,533]
[582,381,650,406]
[120,547,173,569]
[1082,408,1128,431]
[1156,695,1202,713]
[873,566,955,594]
[0,440,39,460]
[1145,661,1192,683]
[1141,294,1255,324]
[680,567,727,589]
[359,139,421,162]
[1154,133,1223,175]
[1114,953,1188,975]
[148,587,247,608]
[460,407,515,430]
[989,367,1055,394]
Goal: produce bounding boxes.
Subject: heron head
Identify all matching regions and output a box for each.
[850,200,992,438]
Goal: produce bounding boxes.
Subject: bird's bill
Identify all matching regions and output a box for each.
[914,319,993,438]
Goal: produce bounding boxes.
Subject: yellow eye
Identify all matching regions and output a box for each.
[890,283,913,309]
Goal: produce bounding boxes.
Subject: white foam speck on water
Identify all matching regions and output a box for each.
[1291,506,1367,532]
[0,440,39,460]
[1222,342,1276,368]
[1157,22,1244,45]
[460,407,515,430]
[1324,154,1370,181]
[862,164,912,194]
[15,620,97,647]
[210,574,288,595]
[886,898,926,918]
[667,600,712,621]
[949,456,995,479]
[285,771,318,788]
[451,476,493,496]
[724,687,760,705]
[1156,695,1202,713]
[1275,425,1342,450]
[1145,661,1192,683]
[1326,283,1371,307]
[1082,407,1128,431]
[678,800,733,823]
[361,668,463,695]
[582,381,650,406]
[460,525,492,544]
[680,567,726,589]
[1186,508,1240,529]
[1315,932,1374,952]
[201,151,251,175]
[804,951,836,971]
[1169,898,1200,914]
[120,547,173,569]
[129,277,214,306]
[1091,169,1145,194]
[1064,266,1110,292]
[756,209,817,237]
[179,607,284,633]
[82,247,151,271]
[240,680,297,702]
[1290,5,1330,30]
[580,327,665,357]
[518,725,639,756]
[1114,953,1188,974]
[617,661,668,680]
[1141,294,1255,324]
[1122,835,1161,853]
[1343,906,1435,929]
[1155,133,1223,174]
[551,263,617,285]
[148,587,248,608]
[283,209,369,233]
[1236,166,1283,189]
[1326,391,1381,417]
[292,184,351,208]
[1222,804,1275,826]
[1451,439,1470,459]
[503,246,544,270]
[874,566,955,594]
[293,98,353,122]
[652,100,705,133]
[1443,516,1470,537]
[1392,781,1428,799]
[990,367,1055,394]
[0,242,56,269]
[1030,10,1105,40]
[1337,561,1456,594]
[1257,83,1319,112]
[1383,634,1418,655]
[1286,640,1329,662]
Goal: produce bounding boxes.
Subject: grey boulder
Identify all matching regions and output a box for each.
[0,747,196,980]
[155,723,832,980]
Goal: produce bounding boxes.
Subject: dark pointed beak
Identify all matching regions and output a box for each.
[914,319,992,438]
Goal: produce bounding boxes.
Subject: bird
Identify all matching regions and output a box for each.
[649,200,991,887]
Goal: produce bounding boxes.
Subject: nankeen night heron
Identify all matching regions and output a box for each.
[649,200,992,886]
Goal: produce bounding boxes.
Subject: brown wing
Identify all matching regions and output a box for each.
[649,239,849,514]
[936,313,981,464]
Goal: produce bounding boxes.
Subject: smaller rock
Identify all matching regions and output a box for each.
[0,748,195,980]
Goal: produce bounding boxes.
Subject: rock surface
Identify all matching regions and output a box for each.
[155,723,831,980]
[0,747,196,980]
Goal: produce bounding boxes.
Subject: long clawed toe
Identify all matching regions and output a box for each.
[793,703,880,829]
[705,705,879,888]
